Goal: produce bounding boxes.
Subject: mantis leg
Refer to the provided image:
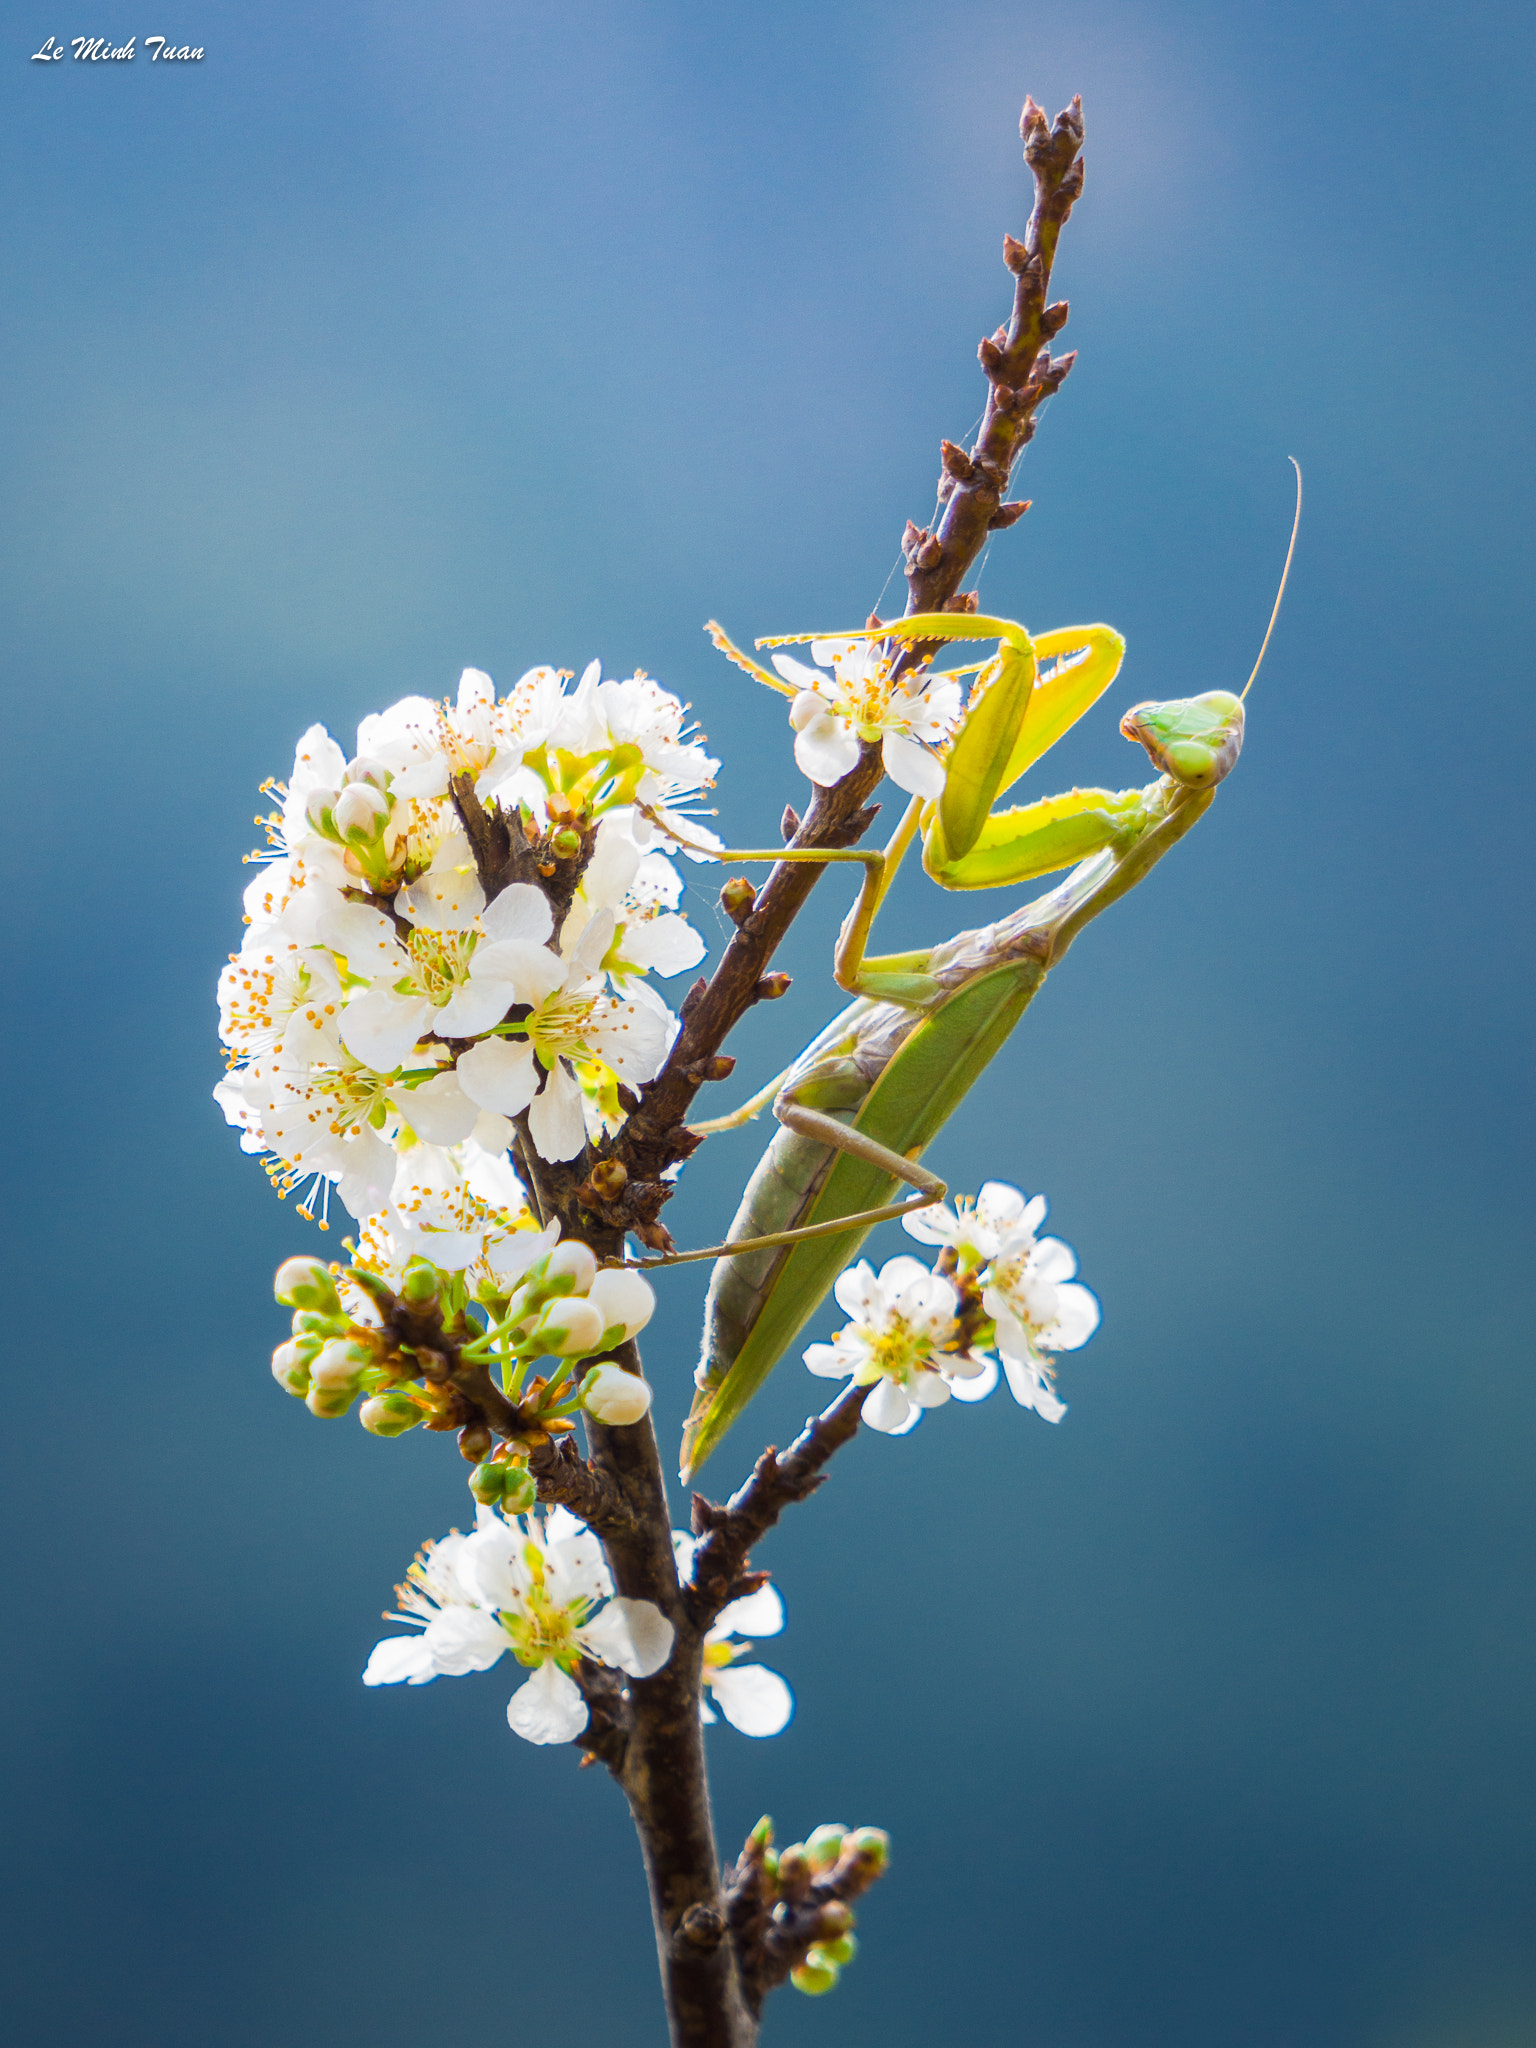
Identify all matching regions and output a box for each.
[640,805,941,1006]
[628,1075,946,1269]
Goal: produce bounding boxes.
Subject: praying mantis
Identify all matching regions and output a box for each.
[660,479,1298,1479]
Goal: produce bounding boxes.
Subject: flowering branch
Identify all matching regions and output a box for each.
[208,85,1268,2048]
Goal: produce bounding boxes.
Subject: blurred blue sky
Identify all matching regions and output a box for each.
[2,3,1533,2043]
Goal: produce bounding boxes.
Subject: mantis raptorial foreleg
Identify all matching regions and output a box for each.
[628,1063,946,1269]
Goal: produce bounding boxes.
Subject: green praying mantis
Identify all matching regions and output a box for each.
[652,475,1299,1480]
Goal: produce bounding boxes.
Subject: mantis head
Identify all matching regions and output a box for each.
[1119,690,1245,790]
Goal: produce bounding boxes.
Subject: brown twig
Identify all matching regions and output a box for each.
[683,1384,869,1629]
[902,95,1085,614]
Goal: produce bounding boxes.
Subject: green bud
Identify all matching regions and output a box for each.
[309,1337,374,1389]
[468,1460,506,1506]
[748,1815,775,1850]
[843,1826,891,1874]
[817,1933,857,1967]
[814,1900,853,1937]
[271,1340,315,1396]
[399,1259,440,1307]
[791,1956,840,1997]
[359,1390,423,1437]
[274,1256,341,1316]
[805,1824,848,1871]
[305,1383,356,1419]
[501,1464,537,1514]
[550,826,582,860]
[776,1846,811,1894]
[291,1307,346,1340]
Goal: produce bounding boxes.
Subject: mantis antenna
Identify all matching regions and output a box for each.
[1242,457,1302,701]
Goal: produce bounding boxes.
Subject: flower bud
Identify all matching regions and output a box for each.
[291,1307,347,1340]
[304,786,341,835]
[359,1390,423,1437]
[545,1240,598,1294]
[274,1256,341,1315]
[468,1460,506,1506]
[399,1258,440,1307]
[344,755,389,789]
[816,1933,858,1967]
[790,1955,839,1997]
[271,1339,315,1396]
[332,782,390,844]
[776,1845,811,1896]
[842,1826,891,1874]
[501,1464,537,1514]
[789,689,826,733]
[588,1268,656,1344]
[581,1363,654,1426]
[550,826,582,860]
[805,1824,848,1871]
[309,1337,375,1390]
[305,1381,357,1418]
[525,1296,606,1358]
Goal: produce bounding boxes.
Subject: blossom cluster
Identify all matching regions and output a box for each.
[364,1504,675,1744]
[364,1507,794,1744]
[804,1181,1101,1432]
[214,663,716,1281]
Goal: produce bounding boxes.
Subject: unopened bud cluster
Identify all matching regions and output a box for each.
[269,1239,657,1459]
[745,1815,890,1998]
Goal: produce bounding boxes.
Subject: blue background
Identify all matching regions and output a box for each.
[3,4,1533,2043]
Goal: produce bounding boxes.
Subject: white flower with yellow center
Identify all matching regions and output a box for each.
[673,1535,794,1737]
[454,908,673,1162]
[902,1179,1049,1265]
[357,1137,545,1279]
[327,881,563,1074]
[552,665,719,810]
[214,1016,399,1224]
[980,1210,1100,1424]
[217,926,342,1065]
[803,1255,983,1434]
[560,815,706,991]
[771,639,961,799]
[363,1506,674,1746]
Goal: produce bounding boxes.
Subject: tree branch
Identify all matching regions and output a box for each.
[683,1384,869,1629]
[902,95,1085,613]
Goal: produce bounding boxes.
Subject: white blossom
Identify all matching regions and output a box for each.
[363,1507,674,1746]
[803,1255,987,1435]
[980,1204,1100,1424]
[327,881,564,1074]
[771,638,960,799]
[454,909,673,1161]
[673,1535,794,1737]
[902,1180,1049,1265]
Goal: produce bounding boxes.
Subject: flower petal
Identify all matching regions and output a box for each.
[881,731,946,799]
[507,1661,589,1744]
[363,1635,437,1686]
[578,1597,675,1679]
[948,1355,1000,1402]
[338,990,435,1071]
[527,1060,589,1161]
[716,1583,785,1639]
[709,1663,795,1737]
[391,1069,479,1146]
[456,1037,539,1116]
[473,880,551,947]
[793,715,860,788]
[864,1378,915,1433]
